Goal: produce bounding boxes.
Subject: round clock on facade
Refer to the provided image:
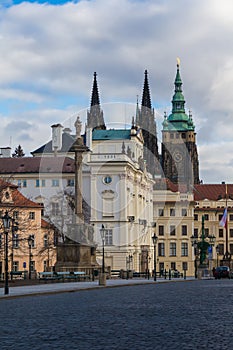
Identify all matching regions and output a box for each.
[103,175,112,184]
[173,150,183,163]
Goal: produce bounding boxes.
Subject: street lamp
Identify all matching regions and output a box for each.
[216,245,220,267]
[2,211,11,295]
[191,215,216,277]
[28,235,33,279]
[11,219,18,280]
[152,233,158,281]
[100,225,106,274]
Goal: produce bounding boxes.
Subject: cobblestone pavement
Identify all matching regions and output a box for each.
[0,279,233,350]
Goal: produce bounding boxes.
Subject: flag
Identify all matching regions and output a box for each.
[220,208,227,229]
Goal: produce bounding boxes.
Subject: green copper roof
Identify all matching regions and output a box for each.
[163,62,195,132]
[92,129,131,140]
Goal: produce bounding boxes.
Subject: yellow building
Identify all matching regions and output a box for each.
[153,179,195,277]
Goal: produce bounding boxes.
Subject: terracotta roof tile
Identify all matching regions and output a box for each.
[0,156,75,174]
[194,184,233,201]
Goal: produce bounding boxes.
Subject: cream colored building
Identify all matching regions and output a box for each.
[84,126,155,273]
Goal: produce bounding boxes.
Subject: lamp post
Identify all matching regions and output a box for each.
[28,235,33,279]
[2,211,11,295]
[11,219,18,280]
[152,233,158,281]
[100,225,106,274]
[216,245,219,267]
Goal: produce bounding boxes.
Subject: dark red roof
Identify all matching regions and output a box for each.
[0,156,75,174]
[154,178,188,193]
[194,184,233,201]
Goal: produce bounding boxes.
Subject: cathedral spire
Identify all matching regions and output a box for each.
[91,72,100,107]
[87,72,106,130]
[141,70,152,110]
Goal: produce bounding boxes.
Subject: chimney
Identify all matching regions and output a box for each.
[51,124,63,155]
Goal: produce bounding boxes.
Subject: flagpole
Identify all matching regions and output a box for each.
[224,183,230,262]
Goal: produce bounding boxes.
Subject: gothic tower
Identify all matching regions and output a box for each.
[87,72,106,130]
[136,70,159,177]
[161,61,200,185]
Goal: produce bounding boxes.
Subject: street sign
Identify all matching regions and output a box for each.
[208,246,212,253]
[23,262,26,268]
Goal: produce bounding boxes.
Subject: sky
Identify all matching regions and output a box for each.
[0,0,233,183]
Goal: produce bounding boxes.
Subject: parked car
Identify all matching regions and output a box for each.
[213,266,230,279]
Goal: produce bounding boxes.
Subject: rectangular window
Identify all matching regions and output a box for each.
[182,262,188,271]
[51,203,59,216]
[52,179,59,187]
[171,262,176,270]
[204,214,209,221]
[218,244,224,255]
[170,243,176,256]
[105,229,113,245]
[230,244,233,255]
[170,225,176,236]
[182,208,187,217]
[44,234,48,247]
[18,179,27,188]
[170,208,175,216]
[219,229,224,238]
[43,260,47,272]
[204,228,209,237]
[158,225,164,236]
[181,242,188,256]
[13,234,19,248]
[36,179,46,187]
[159,262,164,273]
[194,214,198,221]
[13,211,19,220]
[182,225,187,236]
[67,179,75,187]
[194,228,198,238]
[158,208,164,216]
[30,235,35,248]
[230,214,233,221]
[230,229,233,238]
[158,243,165,256]
[219,214,223,221]
[13,261,19,272]
[29,212,35,220]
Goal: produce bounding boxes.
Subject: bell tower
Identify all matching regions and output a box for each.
[161,60,200,185]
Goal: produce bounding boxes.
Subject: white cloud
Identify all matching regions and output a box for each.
[0,0,233,182]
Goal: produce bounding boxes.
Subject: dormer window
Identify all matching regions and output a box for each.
[5,192,10,199]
